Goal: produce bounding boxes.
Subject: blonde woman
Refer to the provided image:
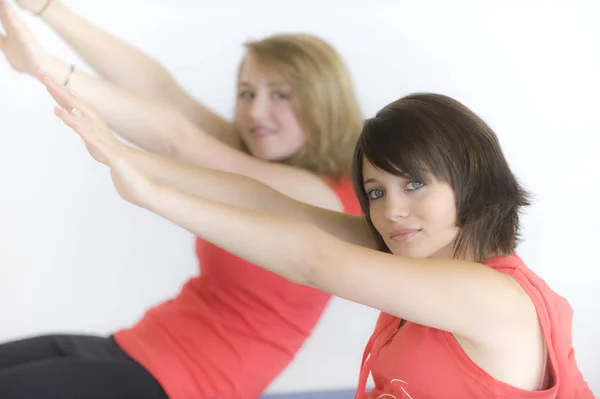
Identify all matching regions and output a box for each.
[0,1,363,398]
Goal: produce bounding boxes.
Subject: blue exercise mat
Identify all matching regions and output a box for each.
[262,389,355,399]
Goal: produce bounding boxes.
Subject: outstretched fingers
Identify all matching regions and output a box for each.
[0,0,25,33]
[37,69,82,114]
[53,103,84,134]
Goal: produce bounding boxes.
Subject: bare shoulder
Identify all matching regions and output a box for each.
[455,274,548,390]
[249,161,345,211]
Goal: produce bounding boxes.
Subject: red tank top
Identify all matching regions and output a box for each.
[354,254,593,399]
[113,177,361,399]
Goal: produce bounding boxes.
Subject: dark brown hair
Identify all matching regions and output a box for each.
[352,93,530,261]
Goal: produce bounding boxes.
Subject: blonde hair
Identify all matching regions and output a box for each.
[237,34,363,180]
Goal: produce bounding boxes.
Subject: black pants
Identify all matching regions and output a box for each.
[0,334,169,399]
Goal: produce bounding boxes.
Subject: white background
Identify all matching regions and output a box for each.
[0,0,598,395]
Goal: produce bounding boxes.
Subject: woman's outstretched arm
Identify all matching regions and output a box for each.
[54,97,537,351]
[15,0,233,143]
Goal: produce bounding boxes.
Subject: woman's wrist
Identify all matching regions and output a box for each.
[37,56,72,84]
[34,0,64,24]
[34,0,54,16]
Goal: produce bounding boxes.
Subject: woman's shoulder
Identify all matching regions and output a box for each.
[321,174,362,215]
[484,254,593,397]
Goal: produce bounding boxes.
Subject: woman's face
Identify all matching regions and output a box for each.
[362,158,459,259]
[235,54,307,161]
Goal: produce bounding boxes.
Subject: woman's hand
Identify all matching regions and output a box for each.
[38,68,126,166]
[39,68,159,208]
[0,0,50,74]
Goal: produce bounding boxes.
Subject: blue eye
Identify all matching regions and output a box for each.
[406,181,424,191]
[367,188,384,200]
[238,91,254,99]
[273,92,289,100]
